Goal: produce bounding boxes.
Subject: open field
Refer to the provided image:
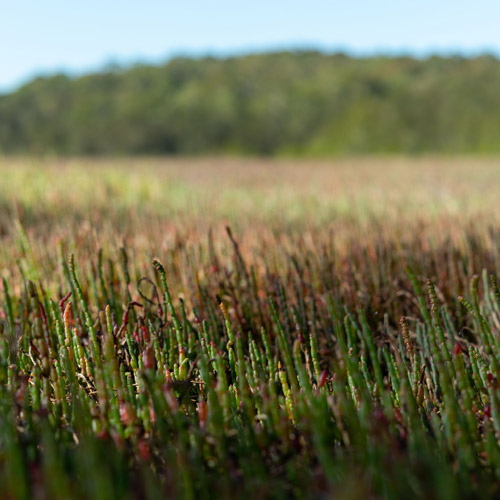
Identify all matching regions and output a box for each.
[2,157,500,498]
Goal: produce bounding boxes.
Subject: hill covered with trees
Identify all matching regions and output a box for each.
[1,51,500,155]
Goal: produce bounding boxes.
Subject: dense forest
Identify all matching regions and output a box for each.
[1,51,500,155]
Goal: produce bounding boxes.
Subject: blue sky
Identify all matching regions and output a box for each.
[1,0,499,92]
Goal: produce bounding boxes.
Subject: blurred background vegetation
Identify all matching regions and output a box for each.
[1,51,500,156]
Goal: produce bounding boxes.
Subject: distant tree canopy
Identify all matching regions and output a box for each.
[1,51,500,155]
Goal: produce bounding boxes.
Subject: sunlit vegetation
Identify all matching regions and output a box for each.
[1,158,500,498]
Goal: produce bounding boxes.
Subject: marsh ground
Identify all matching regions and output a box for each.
[1,156,500,499]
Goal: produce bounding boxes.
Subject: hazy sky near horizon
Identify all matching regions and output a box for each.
[1,0,499,91]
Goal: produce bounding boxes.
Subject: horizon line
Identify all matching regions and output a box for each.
[2,42,500,95]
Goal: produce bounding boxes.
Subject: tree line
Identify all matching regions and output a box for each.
[1,51,500,155]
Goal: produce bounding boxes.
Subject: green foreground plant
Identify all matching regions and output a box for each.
[1,221,500,499]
